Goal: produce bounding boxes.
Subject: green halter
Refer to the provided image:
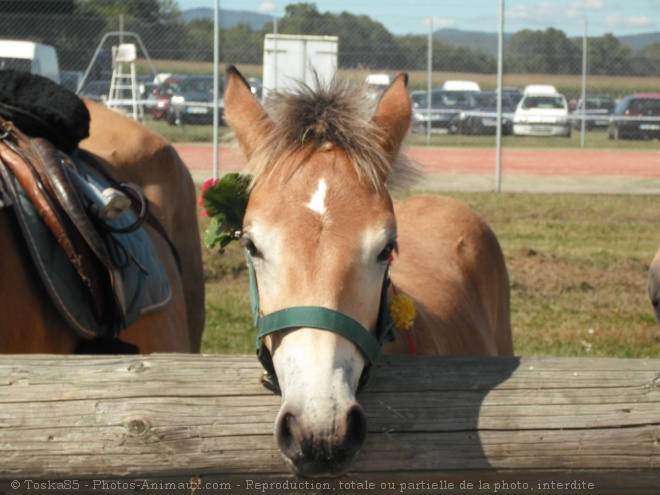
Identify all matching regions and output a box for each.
[247,251,395,392]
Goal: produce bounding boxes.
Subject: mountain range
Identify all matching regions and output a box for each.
[182,7,660,56]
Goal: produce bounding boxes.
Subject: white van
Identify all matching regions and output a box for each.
[442,80,481,92]
[0,40,60,84]
[513,87,571,137]
[523,84,558,94]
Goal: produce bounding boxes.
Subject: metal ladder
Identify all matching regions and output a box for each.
[106,43,143,121]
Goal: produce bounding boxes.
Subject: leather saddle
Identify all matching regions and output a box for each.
[0,115,171,340]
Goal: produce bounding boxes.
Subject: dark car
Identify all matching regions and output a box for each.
[167,75,225,125]
[608,93,660,140]
[453,91,519,135]
[503,87,524,107]
[78,80,111,103]
[572,93,615,130]
[411,89,476,134]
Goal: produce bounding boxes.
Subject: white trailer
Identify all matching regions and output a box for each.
[0,40,60,83]
[263,34,338,100]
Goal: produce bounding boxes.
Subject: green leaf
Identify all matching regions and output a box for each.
[202,173,252,251]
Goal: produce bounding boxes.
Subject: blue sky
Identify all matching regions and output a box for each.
[177,0,659,37]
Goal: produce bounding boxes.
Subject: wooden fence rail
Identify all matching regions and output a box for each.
[0,354,658,495]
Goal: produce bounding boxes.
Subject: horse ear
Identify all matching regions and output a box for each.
[224,65,274,159]
[371,73,411,160]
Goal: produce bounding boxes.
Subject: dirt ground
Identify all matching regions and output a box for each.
[175,144,659,176]
[175,144,660,194]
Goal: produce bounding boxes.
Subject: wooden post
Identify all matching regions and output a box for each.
[0,355,658,494]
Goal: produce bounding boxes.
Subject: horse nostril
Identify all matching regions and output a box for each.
[346,405,368,448]
[276,412,302,461]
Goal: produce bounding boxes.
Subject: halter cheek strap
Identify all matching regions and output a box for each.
[246,251,395,392]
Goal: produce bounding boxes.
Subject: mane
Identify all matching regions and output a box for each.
[247,77,420,191]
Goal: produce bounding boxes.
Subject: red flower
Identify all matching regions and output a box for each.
[198,177,220,218]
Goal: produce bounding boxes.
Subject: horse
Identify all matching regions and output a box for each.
[648,246,660,323]
[222,65,513,477]
[1,92,204,354]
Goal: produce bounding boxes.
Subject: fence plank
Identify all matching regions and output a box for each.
[0,354,658,494]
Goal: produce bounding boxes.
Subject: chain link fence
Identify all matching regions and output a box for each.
[1,1,659,146]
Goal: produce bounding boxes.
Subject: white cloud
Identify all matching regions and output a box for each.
[425,16,456,29]
[571,0,604,9]
[258,2,276,14]
[627,16,653,27]
[603,13,653,29]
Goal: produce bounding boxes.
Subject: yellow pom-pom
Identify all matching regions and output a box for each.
[389,294,416,331]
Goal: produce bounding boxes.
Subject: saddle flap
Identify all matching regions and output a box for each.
[0,121,110,320]
[0,117,171,337]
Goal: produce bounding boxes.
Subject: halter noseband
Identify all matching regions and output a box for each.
[247,251,395,392]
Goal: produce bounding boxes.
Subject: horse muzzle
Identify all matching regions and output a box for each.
[275,401,368,477]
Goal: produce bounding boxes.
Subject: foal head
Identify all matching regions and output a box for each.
[224,66,412,477]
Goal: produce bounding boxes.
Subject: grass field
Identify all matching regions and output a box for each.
[199,190,660,359]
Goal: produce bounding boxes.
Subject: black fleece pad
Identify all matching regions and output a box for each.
[0,70,90,153]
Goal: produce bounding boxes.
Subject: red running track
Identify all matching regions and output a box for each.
[174,144,660,178]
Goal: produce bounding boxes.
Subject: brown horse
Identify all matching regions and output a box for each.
[648,246,660,323]
[1,98,204,353]
[223,66,512,477]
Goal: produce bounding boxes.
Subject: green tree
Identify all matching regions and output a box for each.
[0,0,75,14]
[637,42,660,76]
[587,34,636,76]
[222,24,263,65]
[506,28,581,74]
[75,0,179,24]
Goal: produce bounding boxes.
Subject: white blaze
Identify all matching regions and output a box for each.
[306,178,328,215]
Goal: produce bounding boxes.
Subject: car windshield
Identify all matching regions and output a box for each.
[626,98,660,116]
[521,95,565,110]
[584,97,614,110]
[411,92,428,108]
[179,77,215,94]
[474,93,498,107]
[430,90,473,108]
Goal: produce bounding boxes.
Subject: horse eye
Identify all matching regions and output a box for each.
[377,240,397,263]
[241,235,261,258]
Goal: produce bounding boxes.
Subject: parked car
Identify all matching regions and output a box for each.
[247,77,263,101]
[78,80,111,104]
[453,91,519,135]
[411,89,476,134]
[167,75,224,125]
[60,70,83,93]
[503,87,524,107]
[410,90,427,109]
[513,88,571,138]
[572,94,615,130]
[607,93,660,140]
[442,80,480,91]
